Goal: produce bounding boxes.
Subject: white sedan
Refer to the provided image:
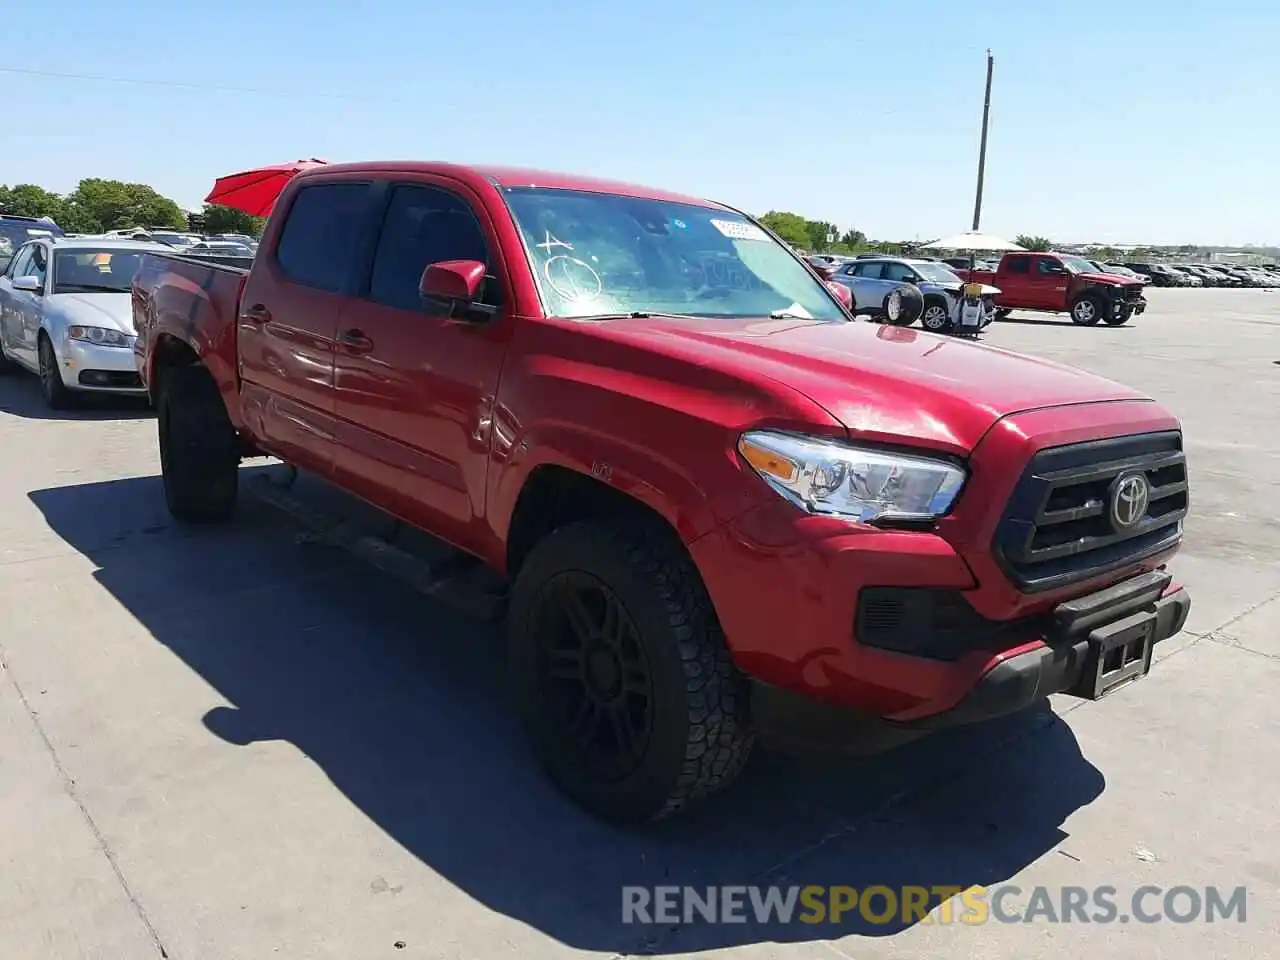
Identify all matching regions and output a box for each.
[0,237,169,408]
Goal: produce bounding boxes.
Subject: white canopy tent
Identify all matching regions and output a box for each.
[920,231,1025,252]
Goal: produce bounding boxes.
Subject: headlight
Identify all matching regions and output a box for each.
[738,430,966,523]
[68,325,131,348]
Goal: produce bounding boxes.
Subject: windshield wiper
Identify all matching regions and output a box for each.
[573,311,699,321]
[769,310,813,320]
[59,283,128,294]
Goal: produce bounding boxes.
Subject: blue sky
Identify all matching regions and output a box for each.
[4,1,1275,245]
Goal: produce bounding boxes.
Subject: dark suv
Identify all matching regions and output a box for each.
[0,215,65,269]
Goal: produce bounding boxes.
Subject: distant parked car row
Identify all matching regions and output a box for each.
[1105,261,1280,288]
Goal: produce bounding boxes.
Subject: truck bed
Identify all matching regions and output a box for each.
[132,251,248,412]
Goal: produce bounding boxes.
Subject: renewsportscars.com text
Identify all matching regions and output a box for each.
[621,885,1247,926]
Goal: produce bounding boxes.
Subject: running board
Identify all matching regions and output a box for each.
[246,473,509,623]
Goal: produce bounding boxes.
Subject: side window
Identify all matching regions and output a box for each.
[881,262,917,283]
[854,261,884,279]
[275,183,370,293]
[1005,256,1031,275]
[29,246,48,288]
[367,183,498,312]
[7,246,33,280]
[1035,257,1063,276]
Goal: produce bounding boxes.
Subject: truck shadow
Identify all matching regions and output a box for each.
[998,315,1136,329]
[0,372,152,420]
[28,473,1107,952]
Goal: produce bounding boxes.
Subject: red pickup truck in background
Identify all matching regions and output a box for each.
[956,251,1148,326]
[132,161,1190,823]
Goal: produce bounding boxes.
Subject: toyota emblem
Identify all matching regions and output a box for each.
[1109,473,1150,530]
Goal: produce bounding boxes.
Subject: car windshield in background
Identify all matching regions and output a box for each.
[194,242,254,256]
[52,249,146,295]
[0,222,64,265]
[913,262,962,283]
[1061,256,1099,273]
[150,232,192,246]
[501,187,845,321]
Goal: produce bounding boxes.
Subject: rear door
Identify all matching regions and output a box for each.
[994,254,1033,306]
[237,179,376,475]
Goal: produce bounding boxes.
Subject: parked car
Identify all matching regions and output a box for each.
[1123,263,1180,287]
[829,256,994,331]
[0,237,168,406]
[1163,266,1201,287]
[147,231,197,250]
[188,240,256,258]
[1099,263,1151,284]
[956,252,1147,325]
[133,160,1191,823]
[0,214,65,270]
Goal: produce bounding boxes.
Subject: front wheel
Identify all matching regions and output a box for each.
[920,299,952,332]
[1105,305,1133,326]
[508,519,755,823]
[158,364,240,523]
[38,334,73,409]
[1070,295,1103,326]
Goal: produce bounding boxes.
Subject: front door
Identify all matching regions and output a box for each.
[237,179,374,476]
[1029,255,1070,309]
[332,179,513,556]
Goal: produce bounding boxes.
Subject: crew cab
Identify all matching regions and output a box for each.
[132,162,1191,823]
[957,251,1147,326]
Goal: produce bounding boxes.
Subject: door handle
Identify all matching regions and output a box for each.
[338,328,374,352]
[241,304,272,324]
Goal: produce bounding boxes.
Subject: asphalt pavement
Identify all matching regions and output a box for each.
[1,287,1276,959]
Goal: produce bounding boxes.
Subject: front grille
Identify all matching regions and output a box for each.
[994,431,1188,593]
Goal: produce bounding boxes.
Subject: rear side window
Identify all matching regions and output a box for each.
[275,183,369,293]
[854,261,884,279]
[1005,256,1030,274]
[367,184,497,312]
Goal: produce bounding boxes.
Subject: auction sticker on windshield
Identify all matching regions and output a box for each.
[711,219,770,241]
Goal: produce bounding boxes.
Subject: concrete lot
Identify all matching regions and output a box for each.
[1,287,1276,959]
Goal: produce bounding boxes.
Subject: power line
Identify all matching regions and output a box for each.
[0,66,408,104]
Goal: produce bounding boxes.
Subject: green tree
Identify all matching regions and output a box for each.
[66,179,185,232]
[1015,234,1053,252]
[201,204,266,237]
[838,228,867,250]
[758,211,812,248]
[0,183,66,220]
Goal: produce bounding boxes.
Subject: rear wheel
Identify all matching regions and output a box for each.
[38,334,72,409]
[1070,295,1103,326]
[508,519,754,823]
[158,364,239,523]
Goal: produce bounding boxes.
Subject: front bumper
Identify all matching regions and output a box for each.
[751,573,1190,752]
[59,337,146,394]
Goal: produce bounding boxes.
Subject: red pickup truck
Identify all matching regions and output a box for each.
[957,252,1148,326]
[132,162,1190,823]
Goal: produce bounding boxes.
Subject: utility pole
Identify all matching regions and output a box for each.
[971,49,994,231]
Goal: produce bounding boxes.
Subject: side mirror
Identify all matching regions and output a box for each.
[12,275,42,293]
[419,259,492,320]
[824,280,853,310]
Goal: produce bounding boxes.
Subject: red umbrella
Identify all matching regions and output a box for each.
[203,158,328,216]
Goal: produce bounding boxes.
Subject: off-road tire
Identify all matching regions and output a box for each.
[1070,294,1104,326]
[157,364,239,523]
[920,297,951,332]
[38,334,72,409]
[508,519,755,823]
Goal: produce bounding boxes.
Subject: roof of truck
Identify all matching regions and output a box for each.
[297,161,729,210]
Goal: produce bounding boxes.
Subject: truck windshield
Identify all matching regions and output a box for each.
[502,187,846,321]
[1061,256,1098,273]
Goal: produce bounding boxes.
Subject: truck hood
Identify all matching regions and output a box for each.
[1078,271,1138,287]
[597,315,1148,454]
